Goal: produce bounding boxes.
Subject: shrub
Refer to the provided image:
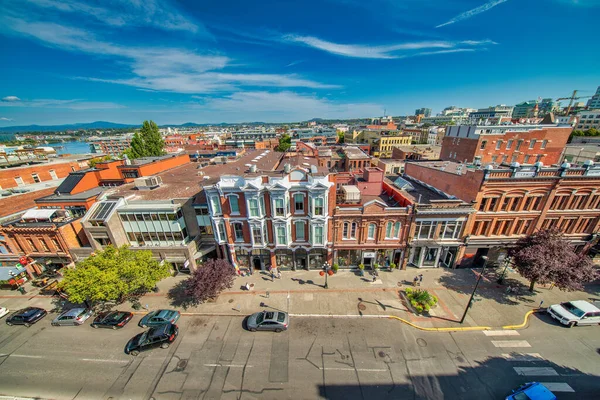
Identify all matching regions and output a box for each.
[405,289,438,314]
[358,263,365,270]
[332,263,339,273]
[389,262,397,270]
[185,259,236,304]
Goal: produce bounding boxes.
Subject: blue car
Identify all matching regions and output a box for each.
[139,309,180,328]
[506,382,556,400]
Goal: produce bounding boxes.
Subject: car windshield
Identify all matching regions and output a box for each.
[110,312,126,321]
[156,310,171,319]
[561,302,585,317]
[256,312,265,324]
[135,332,148,345]
[276,313,286,323]
[512,392,531,400]
[77,310,88,317]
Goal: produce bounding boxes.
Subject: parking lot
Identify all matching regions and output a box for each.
[0,308,599,400]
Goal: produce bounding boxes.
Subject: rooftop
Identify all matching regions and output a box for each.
[0,187,57,219]
[343,146,370,160]
[36,186,106,203]
[119,153,185,167]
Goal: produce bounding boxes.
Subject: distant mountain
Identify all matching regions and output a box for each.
[0,121,135,134]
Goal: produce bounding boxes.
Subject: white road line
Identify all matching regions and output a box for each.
[319,367,388,372]
[204,364,253,368]
[538,382,575,392]
[502,353,542,361]
[483,330,520,336]
[513,367,559,376]
[491,340,531,348]
[289,314,388,318]
[10,354,43,359]
[81,358,128,363]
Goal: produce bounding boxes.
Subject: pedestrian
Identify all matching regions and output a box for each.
[413,276,419,286]
[372,275,377,283]
[271,270,275,282]
[277,270,282,279]
[419,274,423,285]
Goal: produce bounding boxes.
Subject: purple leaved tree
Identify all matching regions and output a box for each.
[508,229,598,292]
[185,259,236,304]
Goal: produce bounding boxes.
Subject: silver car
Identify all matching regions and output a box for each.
[547,300,600,327]
[51,308,93,326]
[247,311,289,332]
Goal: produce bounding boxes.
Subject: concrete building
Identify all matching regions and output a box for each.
[415,108,432,118]
[469,105,514,123]
[563,144,600,164]
[575,110,600,131]
[512,101,538,118]
[391,145,441,162]
[586,86,600,109]
[344,128,411,157]
[89,136,132,156]
[440,124,572,166]
[404,160,600,267]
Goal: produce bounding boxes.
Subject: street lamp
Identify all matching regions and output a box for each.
[460,256,488,324]
[9,270,26,295]
[497,257,511,285]
[320,262,333,289]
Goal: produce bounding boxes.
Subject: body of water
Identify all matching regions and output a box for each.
[49,141,92,155]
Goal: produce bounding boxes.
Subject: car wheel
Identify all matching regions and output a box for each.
[568,321,576,328]
[51,322,58,327]
[24,323,31,328]
[112,325,118,330]
[6,321,13,326]
[130,350,139,356]
[160,342,170,349]
[275,328,282,333]
[141,324,147,328]
[92,324,98,329]
[250,328,257,332]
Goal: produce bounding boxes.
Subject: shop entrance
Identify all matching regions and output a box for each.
[362,251,375,269]
[253,257,262,270]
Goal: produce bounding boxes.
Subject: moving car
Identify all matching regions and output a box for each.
[547,300,600,327]
[91,311,134,329]
[5,307,47,327]
[51,308,93,326]
[506,382,556,400]
[247,310,289,332]
[0,307,9,319]
[125,323,178,356]
[139,309,180,328]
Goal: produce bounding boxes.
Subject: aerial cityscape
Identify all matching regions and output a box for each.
[0,1,599,400]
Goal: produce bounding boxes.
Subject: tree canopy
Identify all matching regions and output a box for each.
[124,120,166,159]
[184,258,236,304]
[58,245,171,304]
[508,229,598,292]
[276,134,292,152]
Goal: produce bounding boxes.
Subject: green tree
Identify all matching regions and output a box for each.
[276,133,292,152]
[88,155,112,168]
[58,245,170,304]
[124,120,165,159]
[337,131,345,144]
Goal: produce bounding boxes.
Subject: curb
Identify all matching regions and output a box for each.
[387,315,491,332]
[502,309,541,330]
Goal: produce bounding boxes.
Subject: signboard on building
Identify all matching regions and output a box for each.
[363,252,376,258]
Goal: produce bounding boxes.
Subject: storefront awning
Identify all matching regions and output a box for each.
[0,266,26,281]
[21,209,58,220]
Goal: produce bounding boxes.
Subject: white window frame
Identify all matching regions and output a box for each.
[210,196,222,215]
[216,221,226,242]
[274,198,285,217]
[295,221,305,241]
[313,225,324,245]
[228,194,240,215]
[393,222,401,238]
[276,225,287,245]
[313,197,324,216]
[367,223,376,239]
[232,222,244,242]
[248,198,260,217]
[49,169,58,180]
[251,224,263,246]
[294,193,304,213]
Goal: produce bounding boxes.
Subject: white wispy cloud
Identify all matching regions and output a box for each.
[2,96,21,102]
[17,0,205,35]
[283,34,494,59]
[0,117,13,121]
[0,97,125,109]
[436,0,509,28]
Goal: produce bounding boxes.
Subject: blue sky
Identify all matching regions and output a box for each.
[0,0,599,125]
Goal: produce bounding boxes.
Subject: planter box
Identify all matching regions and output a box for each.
[399,290,437,316]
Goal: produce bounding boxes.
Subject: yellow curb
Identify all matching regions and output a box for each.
[502,309,541,330]
[387,315,491,332]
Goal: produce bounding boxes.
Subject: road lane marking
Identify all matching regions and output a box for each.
[204,364,253,368]
[483,330,520,336]
[81,358,128,363]
[502,353,542,361]
[319,367,388,372]
[10,354,43,359]
[491,340,531,348]
[513,367,559,376]
[538,382,575,392]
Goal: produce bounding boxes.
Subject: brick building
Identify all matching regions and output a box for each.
[404,160,600,267]
[440,124,572,166]
[0,157,90,190]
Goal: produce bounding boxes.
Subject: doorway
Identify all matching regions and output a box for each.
[253,257,262,271]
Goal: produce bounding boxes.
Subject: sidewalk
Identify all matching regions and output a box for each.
[1,267,598,330]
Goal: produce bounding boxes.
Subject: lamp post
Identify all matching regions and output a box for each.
[460,256,488,324]
[320,262,332,289]
[9,270,25,295]
[497,257,511,285]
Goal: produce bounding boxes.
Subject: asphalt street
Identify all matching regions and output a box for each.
[0,310,598,400]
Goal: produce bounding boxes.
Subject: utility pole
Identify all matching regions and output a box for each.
[460,256,488,324]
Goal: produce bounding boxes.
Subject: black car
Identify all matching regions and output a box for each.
[6,307,47,327]
[125,323,178,356]
[91,311,134,330]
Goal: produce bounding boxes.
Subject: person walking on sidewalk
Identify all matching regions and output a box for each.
[413,276,419,286]
[419,274,423,285]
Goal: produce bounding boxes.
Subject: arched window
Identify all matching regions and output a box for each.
[350,222,357,238]
[343,222,349,238]
[385,222,393,238]
[367,224,376,239]
[393,222,401,238]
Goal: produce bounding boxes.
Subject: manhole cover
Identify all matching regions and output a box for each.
[228,299,234,303]
[416,338,427,347]
[358,304,366,311]
[378,351,387,358]
[176,359,188,371]
[456,356,465,363]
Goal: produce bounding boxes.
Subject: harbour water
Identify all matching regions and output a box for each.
[49,141,92,155]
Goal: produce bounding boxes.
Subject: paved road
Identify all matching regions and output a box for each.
[0,310,598,400]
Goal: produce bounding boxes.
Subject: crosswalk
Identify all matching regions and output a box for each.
[481,330,575,393]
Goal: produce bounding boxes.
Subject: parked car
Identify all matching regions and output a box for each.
[51,308,93,326]
[6,307,47,327]
[125,323,178,356]
[139,309,180,328]
[506,382,556,400]
[247,311,289,332]
[547,300,600,327]
[91,311,134,329]
[0,307,9,319]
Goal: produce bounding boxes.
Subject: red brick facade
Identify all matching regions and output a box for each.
[0,160,87,189]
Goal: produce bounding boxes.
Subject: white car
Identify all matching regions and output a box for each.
[547,300,600,327]
[0,307,9,319]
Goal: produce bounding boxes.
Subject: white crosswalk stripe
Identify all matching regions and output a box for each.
[513,367,559,376]
[491,340,531,348]
[538,382,575,392]
[501,353,542,361]
[483,330,520,336]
